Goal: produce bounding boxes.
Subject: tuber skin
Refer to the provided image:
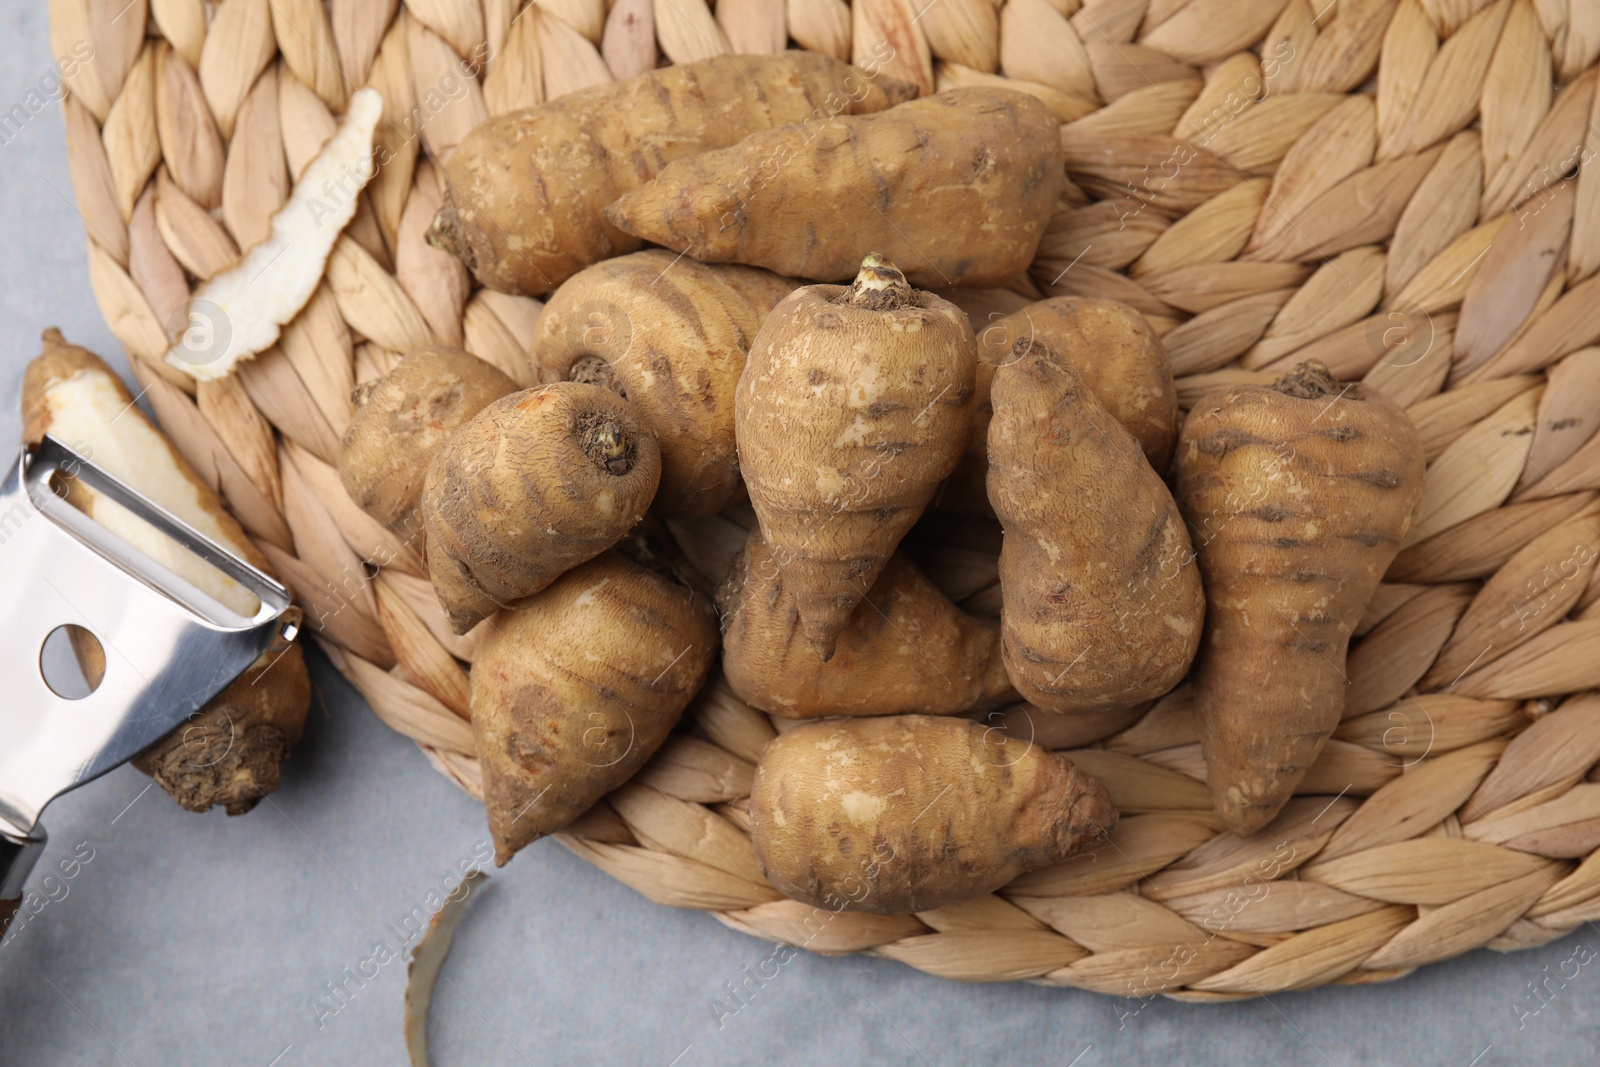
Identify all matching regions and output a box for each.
[717,526,1016,718]
[987,336,1204,714]
[429,53,915,296]
[604,88,1066,288]
[533,251,797,517]
[981,297,1179,471]
[735,255,977,660]
[23,330,311,815]
[1175,360,1425,836]
[749,715,1117,914]
[421,382,662,633]
[470,551,718,864]
[337,346,518,537]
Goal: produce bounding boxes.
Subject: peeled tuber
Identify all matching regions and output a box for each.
[421,382,662,633]
[749,715,1117,914]
[1175,360,1425,836]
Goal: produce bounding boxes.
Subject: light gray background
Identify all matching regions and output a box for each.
[1,6,1597,1065]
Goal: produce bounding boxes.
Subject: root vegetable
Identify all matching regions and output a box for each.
[749,715,1117,914]
[470,551,718,863]
[429,53,914,296]
[735,255,977,659]
[421,382,661,633]
[983,297,1179,471]
[987,334,1204,714]
[604,87,1065,288]
[533,251,797,517]
[717,527,1015,718]
[1175,360,1426,836]
[23,330,311,814]
[338,346,518,537]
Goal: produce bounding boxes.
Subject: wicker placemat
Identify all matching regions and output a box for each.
[48,0,1600,997]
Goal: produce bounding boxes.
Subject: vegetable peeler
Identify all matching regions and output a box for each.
[0,436,296,935]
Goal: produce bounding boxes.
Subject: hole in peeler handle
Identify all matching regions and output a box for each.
[39,624,106,700]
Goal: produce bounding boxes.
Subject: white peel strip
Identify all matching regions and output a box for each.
[165,88,385,382]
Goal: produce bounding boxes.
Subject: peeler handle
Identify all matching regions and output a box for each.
[0,827,45,939]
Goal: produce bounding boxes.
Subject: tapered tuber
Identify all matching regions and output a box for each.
[23,330,311,815]
[604,88,1065,288]
[750,715,1117,914]
[987,336,1204,713]
[338,346,518,537]
[470,551,718,863]
[421,383,662,633]
[429,53,914,296]
[1175,360,1425,835]
[735,255,977,659]
[717,527,1015,718]
[533,251,797,517]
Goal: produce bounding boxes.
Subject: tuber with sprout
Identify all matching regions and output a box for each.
[421,382,661,633]
[532,251,797,517]
[604,87,1065,288]
[717,527,1015,718]
[735,254,977,660]
[23,330,311,814]
[1175,360,1425,836]
[428,53,915,297]
[988,335,1204,714]
[470,549,718,864]
[749,715,1117,914]
[337,346,518,538]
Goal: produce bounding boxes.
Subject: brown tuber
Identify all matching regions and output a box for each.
[1175,360,1425,836]
[735,255,977,659]
[717,527,1015,718]
[421,382,662,633]
[749,715,1117,914]
[533,251,797,517]
[429,53,914,296]
[987,335,1204,714]
[470,550,718,864]
[338,346,518,537]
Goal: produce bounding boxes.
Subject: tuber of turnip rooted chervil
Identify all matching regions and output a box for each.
[717,526,1016,718]
[1175,360,1425,836]
[603,87,1066,288]
[735,255,977,660]
[338,346,519,538]
[749,715,1117,914]
[532,251,798,518]
[470,550,718,864]
[24,330,311,814]
[420,382,662,633]
[429,53,915,297]
[987,334,1204,715]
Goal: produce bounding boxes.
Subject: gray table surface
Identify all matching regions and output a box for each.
[2,6,1598,1065]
